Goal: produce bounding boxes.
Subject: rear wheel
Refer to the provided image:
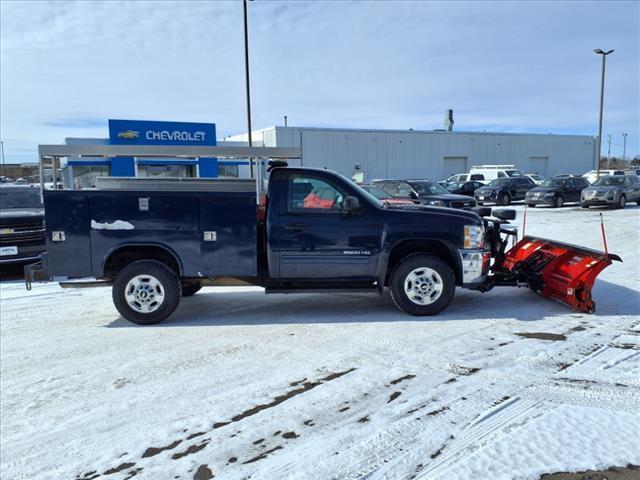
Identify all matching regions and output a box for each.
[113,260,181,325]
[617,195,626,209]
[390,254,455,316]
[554,195,564,208]
[182,282,202,297]
[499,193,510,206]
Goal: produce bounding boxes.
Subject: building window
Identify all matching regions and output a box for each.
[137,164,195,178]
[73,165,111,189]
[218,165,239,178]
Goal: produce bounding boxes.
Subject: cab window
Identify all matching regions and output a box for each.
[289,176,345,212]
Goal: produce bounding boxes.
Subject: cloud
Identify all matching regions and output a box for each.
[1,0,638,163]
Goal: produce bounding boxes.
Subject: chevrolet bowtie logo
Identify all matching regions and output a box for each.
[117,130,140,140]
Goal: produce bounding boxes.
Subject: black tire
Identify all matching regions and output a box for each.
[617,195,626,209]
[476,201,484,206]
[390,254,455,316]
[113,260,181,325]
[182,282,202,297]
[637,199,640,206]
[526,203,535,208]
[499,193,510,206]
[581,203,589,209]
[554,195,564,208]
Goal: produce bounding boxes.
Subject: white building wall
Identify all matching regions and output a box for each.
[227,127,596,182]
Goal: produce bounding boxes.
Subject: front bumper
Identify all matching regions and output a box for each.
[0,243,46,265]
[459,249,491,287]
[474,192,497,203]
[526,195,555,205]
[581,196,617,206]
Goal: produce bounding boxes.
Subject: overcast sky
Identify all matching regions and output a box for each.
[1,0,639,163]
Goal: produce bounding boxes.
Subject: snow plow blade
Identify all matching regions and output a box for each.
[502,236,621,314]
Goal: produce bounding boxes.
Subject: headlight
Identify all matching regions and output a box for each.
[606,191,615,199]
[464,225,484,249]
[428,200,445,206]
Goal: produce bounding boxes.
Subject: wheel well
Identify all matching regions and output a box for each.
[385,239,460,285]
[103,245,181,278]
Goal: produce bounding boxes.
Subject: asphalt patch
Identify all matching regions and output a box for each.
[539,464,640,479]
[193,465,214,480]
[516,332,567,341]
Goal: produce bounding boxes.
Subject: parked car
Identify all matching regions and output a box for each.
[0,186,46,265]
[446,181,484,197]
[525,173,545,185]
[359,185,415,206]
[582,169,626,184]
[581,175,640,209]
[474,177,535,206]
[445,173,486,183]
[469,165,525,181]
[552,173,581,179]
[525,176,590,208]
[374,179,476,208]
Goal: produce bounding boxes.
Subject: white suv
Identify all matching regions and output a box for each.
[582,169,626,184]
[469,165,525,181]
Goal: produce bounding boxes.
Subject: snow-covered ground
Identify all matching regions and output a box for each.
[1,205,639,480]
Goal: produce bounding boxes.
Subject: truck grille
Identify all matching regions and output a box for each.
[450,200,476,209]
[0,222,45,245]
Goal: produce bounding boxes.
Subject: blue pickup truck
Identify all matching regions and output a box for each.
[25,164,617,324]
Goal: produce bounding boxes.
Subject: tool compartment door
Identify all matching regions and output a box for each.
[44,191,93,278]
[199,193,257,277]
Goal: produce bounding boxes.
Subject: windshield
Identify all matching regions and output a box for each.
[505,170,523,177]
[408,181,448,195]
[540,179,564,188]
[360,185,390,200]
[592,176,624,186]
[0,187,43,209]
[487,178,511,187]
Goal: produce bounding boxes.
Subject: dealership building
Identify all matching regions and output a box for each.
[227,126,597,183]
[60,119,596,186]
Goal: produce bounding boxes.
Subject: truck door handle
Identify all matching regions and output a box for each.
[285,223,306,232]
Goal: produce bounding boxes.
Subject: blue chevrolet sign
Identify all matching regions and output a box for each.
[108,119,216,146]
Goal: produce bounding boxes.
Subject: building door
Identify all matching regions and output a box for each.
[443,157,468,178]
[529,157,549,177]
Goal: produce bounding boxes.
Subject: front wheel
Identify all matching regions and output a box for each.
[526,203,535,208]
[581,203,589,209]
[617,195,626,209]
[113,260,181,325]
[554,195,564,208]
[499,193,511,206]
[390,254,455,316]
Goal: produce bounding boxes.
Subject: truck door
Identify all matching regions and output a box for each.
[275,173,379,279]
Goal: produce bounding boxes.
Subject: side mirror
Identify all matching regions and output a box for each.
[342,195,361,214]
[409,191,419,199]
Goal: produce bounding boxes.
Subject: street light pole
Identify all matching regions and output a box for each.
[594,49,614,180]
[622,133,628,162]
[607,134,612,169]
[0,140,5,176]
[243,0,254,178]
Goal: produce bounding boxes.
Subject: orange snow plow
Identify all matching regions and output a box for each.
[476,208,621,314]
[501,236,621,314]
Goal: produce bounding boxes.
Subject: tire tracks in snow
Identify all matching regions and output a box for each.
[74,367,357,480]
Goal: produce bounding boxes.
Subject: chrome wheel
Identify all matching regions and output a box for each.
[404,267,444,305]
[125,275,165,313]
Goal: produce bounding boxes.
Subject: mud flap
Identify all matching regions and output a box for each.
[502,236,621,314]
